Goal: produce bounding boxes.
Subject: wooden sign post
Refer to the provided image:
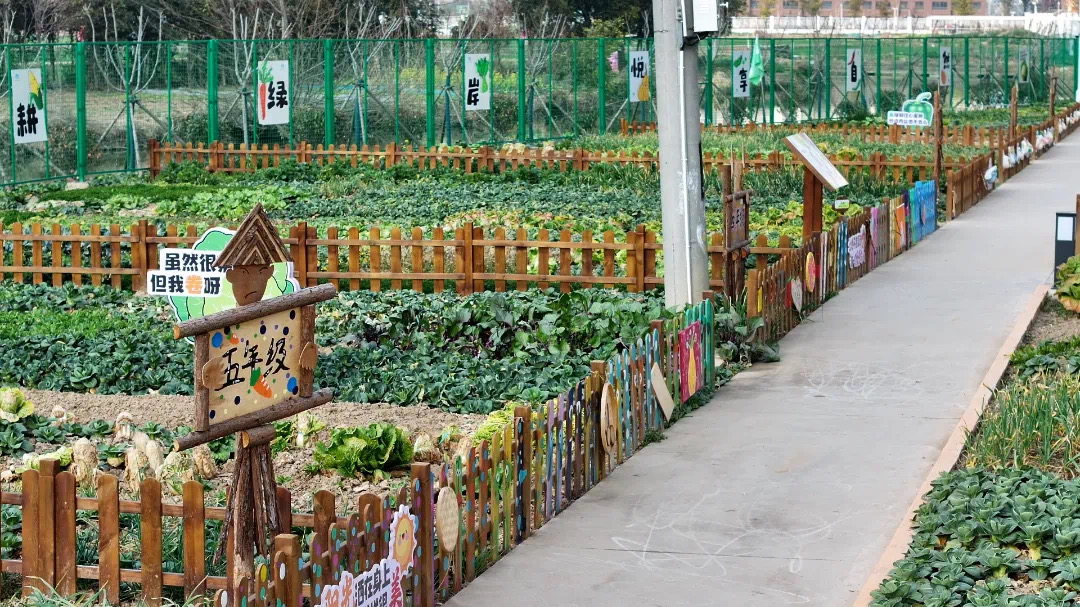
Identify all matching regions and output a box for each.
[720,164,751,301]
[171,204,336,589]
[783,133,849,241]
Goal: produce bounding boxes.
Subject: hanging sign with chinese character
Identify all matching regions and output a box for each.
[629,50,650,103]
[148,227,300,332]
[846,48,862,92]
[723,191,751,252]
[256,60,290,125]
[11,69,46,144]
[939,47,952,87]
[733,49,751,98]
[464,53,492,111]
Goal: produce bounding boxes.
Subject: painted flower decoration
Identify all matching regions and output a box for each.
[388,504,418,574]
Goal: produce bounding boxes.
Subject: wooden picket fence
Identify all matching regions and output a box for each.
[747,183,936,341]
[0,221,730,294]
[148,139,974,185]
[0,295,714,607]
[619,103,1080,147]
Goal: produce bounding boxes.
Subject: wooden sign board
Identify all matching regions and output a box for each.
[651,362,675,420]
[174,283,337,449]
[723,191,751,253]
[783,133,848,192]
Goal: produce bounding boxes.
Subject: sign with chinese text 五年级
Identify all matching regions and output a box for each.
[256,60,290,125]
[679,321,704,403]
[206,307,303,425]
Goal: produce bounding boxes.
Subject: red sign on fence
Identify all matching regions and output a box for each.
[679,321,704,402]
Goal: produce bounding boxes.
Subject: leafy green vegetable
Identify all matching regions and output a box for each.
[0,387,34,422]
[313,423,414,478]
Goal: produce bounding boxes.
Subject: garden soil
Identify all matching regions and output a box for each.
[1020,297,1080,346]
[5,389,485,508]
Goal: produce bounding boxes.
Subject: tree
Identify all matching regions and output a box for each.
[877,0,893,16]
[952,0,975,14]
[799,0,824,15]
[847,0,863,16]
[760,0,776,17]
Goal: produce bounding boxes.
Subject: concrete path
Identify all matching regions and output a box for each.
[446,139,1080,607]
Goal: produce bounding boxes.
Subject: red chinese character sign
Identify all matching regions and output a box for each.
[256,60,290,125]
[678,321,704,402]
[172,204,335,586]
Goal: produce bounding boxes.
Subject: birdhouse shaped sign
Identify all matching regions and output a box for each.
[173,204,335,443]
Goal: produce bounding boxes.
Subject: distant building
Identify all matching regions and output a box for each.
[746,0,989,17]
[435,0,471,35]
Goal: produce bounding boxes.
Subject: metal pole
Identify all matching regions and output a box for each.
[166,42,172,142]
[424,39,435,147]
[824,38,832,120]
[324,39,334,148]
[517,38,526,142]
[704,39,713,127]
[207,40,219,143]
[964,37,970,107]
[598,38,607,135]
[769,39,776,124]
[75,42,87,181]
[653,0,708,307]
[875,38,881,116]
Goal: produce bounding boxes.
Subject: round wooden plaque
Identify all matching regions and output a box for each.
[435,486,460,553]
[600,382,619,454]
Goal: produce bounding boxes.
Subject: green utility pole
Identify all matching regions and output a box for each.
[425,39,435,147]
[324,40,334,148]
[207,40,219,143]
[75,42,87,181]
[517,39,526,142]
[598,39,607,134]
[704,39,713,127]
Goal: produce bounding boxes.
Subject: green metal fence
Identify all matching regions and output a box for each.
[0,34,1074,186]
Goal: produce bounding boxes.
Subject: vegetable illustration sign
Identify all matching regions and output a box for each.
[887,92,934,126]
[319,505,416,607]
[846,49,862,91]
[1019,48,1030,85]
[733,49,751,98]
[464,53,492,111]
[256,60,290,125]
[11,69,46,144]
[939,47,952,87]
[629,50,650,103]
[148,227,299,332]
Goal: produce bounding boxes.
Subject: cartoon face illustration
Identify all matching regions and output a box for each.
[225,264,274,306]
[388,505,418,574]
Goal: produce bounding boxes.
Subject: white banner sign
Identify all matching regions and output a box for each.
[11,69,46,144]
[733,49,751,98]
[939,47,952,87]
[464,53,492,111]
[846,49,862,91]
[256,61,290,125]
[629,50,650,103]
[147,248,228,298]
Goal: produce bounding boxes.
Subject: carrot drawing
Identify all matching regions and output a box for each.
[257,63,273,121]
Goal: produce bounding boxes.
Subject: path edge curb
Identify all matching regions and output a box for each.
[851,283,1051,607]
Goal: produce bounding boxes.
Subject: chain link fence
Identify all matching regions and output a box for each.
[0,34,1071,186]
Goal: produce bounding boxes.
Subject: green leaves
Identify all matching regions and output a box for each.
[313,423,414,478]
